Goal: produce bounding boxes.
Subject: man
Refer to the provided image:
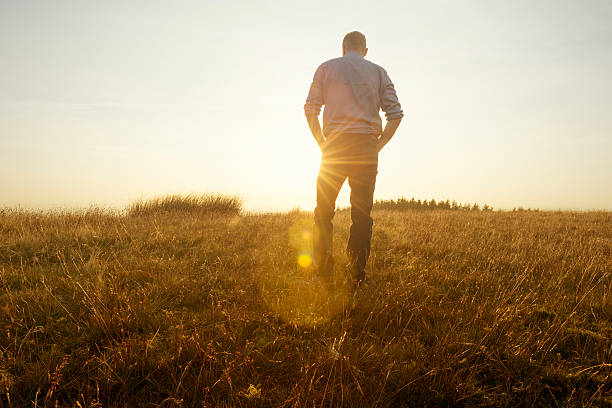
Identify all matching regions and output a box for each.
[304,31,403,289]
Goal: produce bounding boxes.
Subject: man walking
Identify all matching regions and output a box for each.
[304,31,403,289]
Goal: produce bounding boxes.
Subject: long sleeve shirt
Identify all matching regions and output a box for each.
[304,51,403,137]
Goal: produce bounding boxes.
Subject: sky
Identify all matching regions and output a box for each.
[1,0,611,212]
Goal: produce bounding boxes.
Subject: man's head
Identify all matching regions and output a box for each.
[342,31,367,57]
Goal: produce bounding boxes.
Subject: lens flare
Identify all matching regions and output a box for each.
[254,215,350,328]
[297,253,312,268]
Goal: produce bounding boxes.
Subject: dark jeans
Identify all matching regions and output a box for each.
[313,133,378,282]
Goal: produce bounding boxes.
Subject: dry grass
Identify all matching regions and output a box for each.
[0,195,610,407]
[127,193,242,217]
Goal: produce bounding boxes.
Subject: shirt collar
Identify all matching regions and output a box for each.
[344,51,362,59]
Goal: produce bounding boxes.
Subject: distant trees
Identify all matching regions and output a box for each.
[339,197,543,212]
[370,198,542,212]
[512,206,539,212]
[371,197,496,212]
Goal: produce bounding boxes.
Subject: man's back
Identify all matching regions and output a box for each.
[304,31,403,289]
[304,51,403,138]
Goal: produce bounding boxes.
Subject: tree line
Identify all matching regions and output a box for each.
[372,197,494,211]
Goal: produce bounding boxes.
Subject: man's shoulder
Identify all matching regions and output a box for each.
[321,56,387,72]
[364,59,388,74]
[318,56,343,68]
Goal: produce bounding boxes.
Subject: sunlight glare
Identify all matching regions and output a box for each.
[297,253,312,268]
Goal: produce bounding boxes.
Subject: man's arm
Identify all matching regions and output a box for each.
[306,114,325,149]
[377,117,402,152]
[304,64,326,149]
[378,68,404,152]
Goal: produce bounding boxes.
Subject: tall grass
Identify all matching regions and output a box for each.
[127,193,242,217]
[0,197,610,407]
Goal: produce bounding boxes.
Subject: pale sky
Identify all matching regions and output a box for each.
[1,0,611,211]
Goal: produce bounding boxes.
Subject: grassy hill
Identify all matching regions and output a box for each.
[1,195,610,407]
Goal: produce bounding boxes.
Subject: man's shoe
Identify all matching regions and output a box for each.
[356,277,371,290]
[345,259,366,288]
[313,262,334,287]
[343,271,364,294]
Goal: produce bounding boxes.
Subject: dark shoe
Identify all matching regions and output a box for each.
[344,260,366,293]
[314,260,334,287]
[343,277,371,315]
[355,277,370,290]
[347,258,365,281]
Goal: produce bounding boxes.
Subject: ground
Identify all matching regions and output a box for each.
[1,199,611,407]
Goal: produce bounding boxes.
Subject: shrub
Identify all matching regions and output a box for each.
[127,193,242,216]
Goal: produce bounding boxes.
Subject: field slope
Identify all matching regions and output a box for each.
[1,198,611,407]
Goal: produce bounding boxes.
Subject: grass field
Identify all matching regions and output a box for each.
[1,195,611,407]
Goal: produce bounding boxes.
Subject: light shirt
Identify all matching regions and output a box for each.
[304,51,403,137]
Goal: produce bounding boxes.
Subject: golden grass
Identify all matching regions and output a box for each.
[0,196,610,407]
[127,193,242,217]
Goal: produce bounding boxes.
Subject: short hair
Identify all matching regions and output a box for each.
[343,31,366,52]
